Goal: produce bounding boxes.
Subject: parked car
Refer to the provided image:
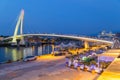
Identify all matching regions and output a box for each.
[23,56,37,61]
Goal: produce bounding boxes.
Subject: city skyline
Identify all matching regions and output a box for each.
[0,0,120,36]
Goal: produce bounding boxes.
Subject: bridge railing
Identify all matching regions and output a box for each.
[3,33,113,44]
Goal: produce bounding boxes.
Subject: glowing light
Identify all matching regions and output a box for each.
[21,9,24,15]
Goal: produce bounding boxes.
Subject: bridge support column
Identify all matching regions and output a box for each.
[19,38,25,45]
[51,45,55,55]
[84,41,89,49]
[12,9,24,44]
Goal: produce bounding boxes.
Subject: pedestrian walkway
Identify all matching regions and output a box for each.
[0,55,65,76]
[97,49,120,80]
[0,54,99,80]
[98,49,120,58]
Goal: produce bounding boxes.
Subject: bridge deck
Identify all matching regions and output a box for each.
[3,34,113,44]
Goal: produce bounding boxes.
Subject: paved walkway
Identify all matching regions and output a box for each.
[97,49,120,80]
[0,55,99,80]
[98,49,120,58]
[0,55,65,76]
[97,58,120,80]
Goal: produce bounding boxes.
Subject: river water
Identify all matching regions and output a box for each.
[0,45,53,63]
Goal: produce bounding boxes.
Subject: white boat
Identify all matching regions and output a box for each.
[23,56,37,61]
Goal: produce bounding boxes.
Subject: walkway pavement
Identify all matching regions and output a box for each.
[98,49,120,58]
[0,55,99,80]
[97,58,120,80]
[97,49,120,80]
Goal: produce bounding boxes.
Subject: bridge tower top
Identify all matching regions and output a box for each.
[12,9,24,43]
[20,9,24,35]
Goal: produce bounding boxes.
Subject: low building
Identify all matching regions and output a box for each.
[98,31,115,41]
[0,37,4,41]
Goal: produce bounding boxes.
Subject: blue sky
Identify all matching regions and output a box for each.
[0,0,120,36]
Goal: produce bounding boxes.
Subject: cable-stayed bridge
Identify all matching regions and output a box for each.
[3,9,114,48]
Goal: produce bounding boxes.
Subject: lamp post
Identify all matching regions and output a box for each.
[98,56,100,69]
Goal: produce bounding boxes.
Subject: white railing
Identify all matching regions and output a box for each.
[3,33,113,44]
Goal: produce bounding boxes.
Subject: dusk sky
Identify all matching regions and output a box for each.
[0,0,120,36]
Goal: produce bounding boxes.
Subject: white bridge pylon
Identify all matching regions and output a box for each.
[12,9,24,43]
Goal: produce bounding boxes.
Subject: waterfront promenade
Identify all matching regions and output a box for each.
[0,49,120,80]
[0,55,99,80]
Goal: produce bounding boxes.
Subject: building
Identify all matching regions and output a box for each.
[98,31,115,41]
[0,37,4,41]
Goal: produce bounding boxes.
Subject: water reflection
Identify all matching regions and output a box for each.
[0,45,52,63]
